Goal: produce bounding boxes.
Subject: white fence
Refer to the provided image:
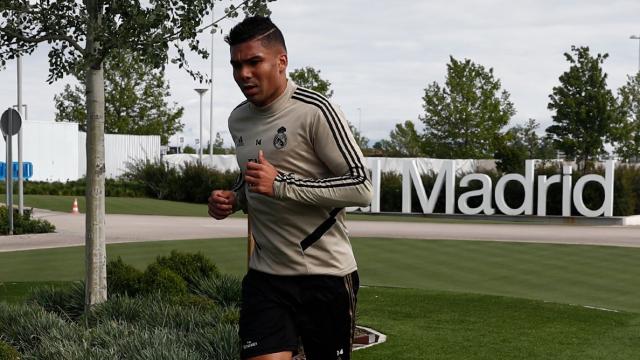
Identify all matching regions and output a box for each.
[0,121,160,181]
[78,132,161,179]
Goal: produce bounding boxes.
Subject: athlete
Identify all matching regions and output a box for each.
[208,16,372,360]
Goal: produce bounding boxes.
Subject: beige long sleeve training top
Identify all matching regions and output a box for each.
[228,80,372,276]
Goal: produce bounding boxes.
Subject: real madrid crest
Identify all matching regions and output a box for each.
[273,126,287,150]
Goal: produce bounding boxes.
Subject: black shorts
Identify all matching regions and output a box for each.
[239,269,359,360]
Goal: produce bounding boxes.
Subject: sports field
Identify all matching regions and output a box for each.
[2,237,640,358]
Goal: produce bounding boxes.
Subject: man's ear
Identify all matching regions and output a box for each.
[278,53,288,73]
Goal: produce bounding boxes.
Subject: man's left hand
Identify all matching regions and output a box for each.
[245,150,278,197]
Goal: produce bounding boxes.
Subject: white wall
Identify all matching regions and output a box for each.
[0,121,80,181]
[78,132,161,178]
[0,121,160,181]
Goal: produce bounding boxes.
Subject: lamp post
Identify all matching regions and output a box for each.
[17,55,24,215]
[194,88,208,163]
[209,8,215,156]
[357,107,362,134]
[631,35,640,73]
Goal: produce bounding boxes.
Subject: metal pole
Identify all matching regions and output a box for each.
[199,92,203,163]
[209,7,215,156]
[194,88,208,163]
[7,110,13,235]
[631,35,640,74]
[17,55,23,215]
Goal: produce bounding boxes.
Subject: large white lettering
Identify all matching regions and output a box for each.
[402,160,455,214]
[380,159,617,217]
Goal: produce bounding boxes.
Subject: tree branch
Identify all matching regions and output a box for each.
[164,0,252,43]
[0,27,85,54]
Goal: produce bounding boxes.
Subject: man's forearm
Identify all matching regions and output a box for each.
[273,172,372,207]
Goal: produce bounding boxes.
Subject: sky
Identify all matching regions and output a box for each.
[0,0,639,149]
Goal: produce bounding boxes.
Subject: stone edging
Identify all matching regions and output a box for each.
[353,325,387,351]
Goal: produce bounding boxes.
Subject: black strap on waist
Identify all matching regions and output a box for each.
[300,207,343,251]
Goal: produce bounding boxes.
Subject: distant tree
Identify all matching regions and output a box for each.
[615,72,640,162]
[54,50,184,145]
[494,119,538,173]
[290,66,369,149]
[204,132,234,154]
[183,145,197,154]
[350,125,370,150]
[546,46,621,168]
[289,66,334,98]
[420,56,515,158]
[495,119,558,172]
[373,120,424,157]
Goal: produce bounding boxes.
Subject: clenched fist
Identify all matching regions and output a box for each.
[208,190,237,220]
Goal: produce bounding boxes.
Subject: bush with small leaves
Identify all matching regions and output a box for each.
[0,206,55,235]
[140,263,188,297]
[154,250,220,287]
[107,257,143,297]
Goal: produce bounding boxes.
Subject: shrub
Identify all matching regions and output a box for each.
[27,282,85,321]
[186,324,240,360]
[192,274,242,308]
[0,206,55,235]
[0,340,20,360]
[86,294,218,333]
[107,257,143,297]
[1,291,240,359]
[0,178,146,198]
[0,302,75,353]
[140,263,188,297]
[123,159,181,200]
[155,250,220,287]
[174,162,238,203]
[123,158,239,204]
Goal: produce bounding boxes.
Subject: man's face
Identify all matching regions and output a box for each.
[230,38,288,107]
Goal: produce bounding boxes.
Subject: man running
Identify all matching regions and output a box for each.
[208,16,372,360]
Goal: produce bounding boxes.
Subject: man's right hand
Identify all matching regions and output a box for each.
[208,190,236,220]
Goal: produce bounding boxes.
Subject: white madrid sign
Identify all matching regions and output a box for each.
[367,159,615,217]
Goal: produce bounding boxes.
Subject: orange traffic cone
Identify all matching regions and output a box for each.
[71,198,79,214]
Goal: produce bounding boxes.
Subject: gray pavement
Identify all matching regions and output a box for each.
[1,208,640,252]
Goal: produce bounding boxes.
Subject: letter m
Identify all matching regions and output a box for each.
[402,160,455,214]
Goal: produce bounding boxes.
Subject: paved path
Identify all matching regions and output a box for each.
[1,209,640,252]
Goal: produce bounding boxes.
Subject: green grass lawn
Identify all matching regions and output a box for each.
[0,194,213,217]
[3,237,640,358]
[3,194,560,224]
[2,237,640,312]
[354,287,640,360]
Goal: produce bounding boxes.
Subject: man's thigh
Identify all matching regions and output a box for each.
[239,270,299,359]
[298,271,359,360]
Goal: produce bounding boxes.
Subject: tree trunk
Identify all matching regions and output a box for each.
[84,0,107,312]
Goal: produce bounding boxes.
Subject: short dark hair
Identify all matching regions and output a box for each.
[225,16,287,52]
